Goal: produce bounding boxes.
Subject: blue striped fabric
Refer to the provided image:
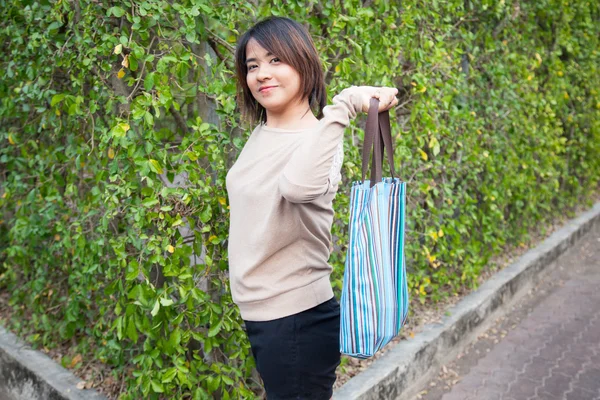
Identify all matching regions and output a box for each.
[340,177,409,358]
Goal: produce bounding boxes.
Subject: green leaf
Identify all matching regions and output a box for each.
[150,300,160,317]
[150,380,164,393]
[51,94,65,107]
[144,111,154,126]
[142,198,159,207]
[207,319,222,338]
[129,55,139,72]
[127,317,138,343]
[162,368,178,384]
[206,375,220,393]
[159,297,174,307]
[200,205,212,223]
[144,72,155,91]
[168,328,181,349]
[125,266,139,281]
[47,21,61,32]
[109,122,130,138]
[108,6,126,17]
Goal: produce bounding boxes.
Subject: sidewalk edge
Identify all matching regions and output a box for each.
[0,325,107,400]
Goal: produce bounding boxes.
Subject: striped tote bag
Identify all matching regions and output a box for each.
[340,97,409,359]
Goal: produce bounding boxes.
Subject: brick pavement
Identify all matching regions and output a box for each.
[415,225,600,400]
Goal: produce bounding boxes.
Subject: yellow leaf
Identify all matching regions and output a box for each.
[107,148,115,159]
[438,229,444,237]
[527,75,533,81]
[121,54,129,68]
[563,92,569,100]
[557,71,564,77]
[418,148,428,161]
[120,122,130,132]
[8,134,15,145]
[208,235,217,242]
[417,85,427,93]
[409,331,415,338]
[335,65,341,73]
[217,197,227,206]
[55,109,61,116]
[535,53,542,64]
[113,44,123,55]
[117,68,125,79]
[54,234,61,241]
[2,192,6,198]
[167,245,175,253]
[70,354,83,368]
[149,159,163,174]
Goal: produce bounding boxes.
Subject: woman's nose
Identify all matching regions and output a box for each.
[256,66,272,81]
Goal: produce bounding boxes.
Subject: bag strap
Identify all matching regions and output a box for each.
[361,97,397,188]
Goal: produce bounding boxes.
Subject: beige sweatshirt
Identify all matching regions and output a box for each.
[226,87,362,321]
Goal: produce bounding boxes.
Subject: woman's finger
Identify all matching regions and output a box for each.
[378,96,397,112]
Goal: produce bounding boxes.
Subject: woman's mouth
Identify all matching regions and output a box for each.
[259,86,277,93]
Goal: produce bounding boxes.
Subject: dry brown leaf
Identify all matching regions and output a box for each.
[76,381,86,390]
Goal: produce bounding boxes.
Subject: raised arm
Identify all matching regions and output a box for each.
[279,86,398,203]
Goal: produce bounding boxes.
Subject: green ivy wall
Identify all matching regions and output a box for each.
[1,0,598,398]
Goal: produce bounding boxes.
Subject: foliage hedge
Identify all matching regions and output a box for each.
[1,0,599,398]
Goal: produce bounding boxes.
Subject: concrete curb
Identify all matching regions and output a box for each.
[333,201,600,400]
[0,325,107,400]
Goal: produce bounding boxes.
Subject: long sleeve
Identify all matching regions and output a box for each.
[279,87,363,203]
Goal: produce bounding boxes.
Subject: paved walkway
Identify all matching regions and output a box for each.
[415,224,600,400]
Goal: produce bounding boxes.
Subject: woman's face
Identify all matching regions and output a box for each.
[245,38,303,115]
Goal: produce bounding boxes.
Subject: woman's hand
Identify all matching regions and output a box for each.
[351,86,399,113]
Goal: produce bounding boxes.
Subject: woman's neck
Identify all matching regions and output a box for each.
[264,100,319,130]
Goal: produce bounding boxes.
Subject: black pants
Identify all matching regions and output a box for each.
[244,297,341,400]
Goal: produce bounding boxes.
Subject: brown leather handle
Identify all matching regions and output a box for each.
[361,97,397,188]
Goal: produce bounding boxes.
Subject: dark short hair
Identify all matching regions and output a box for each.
[234,17,326,125]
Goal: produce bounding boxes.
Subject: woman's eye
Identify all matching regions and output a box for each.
[248,65,257,70]
[271,57,280,63]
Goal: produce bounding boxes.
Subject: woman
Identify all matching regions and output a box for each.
[226,16,398,399]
